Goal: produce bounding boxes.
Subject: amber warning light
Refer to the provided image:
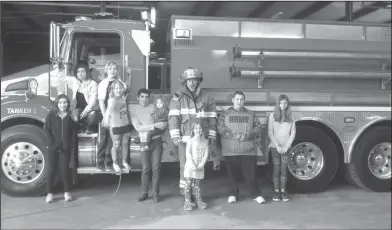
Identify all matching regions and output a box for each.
[344,117,356,123]
[174,29,192,39]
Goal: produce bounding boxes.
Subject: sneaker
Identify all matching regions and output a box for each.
[97,164,105,171]
[46,193,53,203]
[113,163,122,173]
[152,194,159,203]
[104,162,112,172]
[228,196,236,203]
[254,196,266,204]
[122,161,131,171]
[281,193,290,202]
[64,192,72,202]
[272,192,281,202]
[137,193,148,202]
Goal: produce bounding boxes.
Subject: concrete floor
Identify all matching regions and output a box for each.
[1,164,391,229]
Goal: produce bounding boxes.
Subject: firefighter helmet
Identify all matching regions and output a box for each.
[179,67,203,84]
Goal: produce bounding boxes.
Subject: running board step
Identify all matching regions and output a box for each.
[77,167,137,174]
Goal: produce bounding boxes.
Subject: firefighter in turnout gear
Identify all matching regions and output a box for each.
[169,67,218,195]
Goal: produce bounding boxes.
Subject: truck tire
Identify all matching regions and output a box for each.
[347,126,391,192]
[1,125,50,196]
[286,126,339,193]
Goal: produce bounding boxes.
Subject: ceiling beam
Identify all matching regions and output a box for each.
[247,2,274,18]
[291,2,332,19]
[338,1,391,21]
[3,3,43,30]
[345,1,354,22]
[2,10,96,17]
[8,1,149,10]
[206,2,223,16]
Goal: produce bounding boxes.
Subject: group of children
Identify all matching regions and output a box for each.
[43,61,167,203]
[43,61,296,211]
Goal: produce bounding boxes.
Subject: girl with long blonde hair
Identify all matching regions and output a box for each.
[103,80,131,173]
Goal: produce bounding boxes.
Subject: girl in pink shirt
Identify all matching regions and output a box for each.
[268,95,296,202]
[103,80,131,173]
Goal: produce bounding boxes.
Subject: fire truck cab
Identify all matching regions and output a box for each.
[1,12,391,196]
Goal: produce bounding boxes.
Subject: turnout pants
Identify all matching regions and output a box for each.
[178,142,187,189]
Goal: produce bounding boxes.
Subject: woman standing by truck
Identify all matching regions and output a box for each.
[268,95,296,202]
[43,94,77,203]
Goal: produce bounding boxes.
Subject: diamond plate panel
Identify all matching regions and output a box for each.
[241,21,303,39]
[367,26,391,42]
[333,94,391,104]
[306,24,363,41]
[174,19,239,37]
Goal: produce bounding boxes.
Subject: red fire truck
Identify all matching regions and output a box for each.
[1,13,391,196]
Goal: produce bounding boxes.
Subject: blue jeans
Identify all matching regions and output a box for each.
[71,109,100,130]
[140,137,163,194]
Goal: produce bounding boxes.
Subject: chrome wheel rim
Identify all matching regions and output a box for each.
[288,142,324,180]
[368,142,391,179]
[1,142,45,184]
